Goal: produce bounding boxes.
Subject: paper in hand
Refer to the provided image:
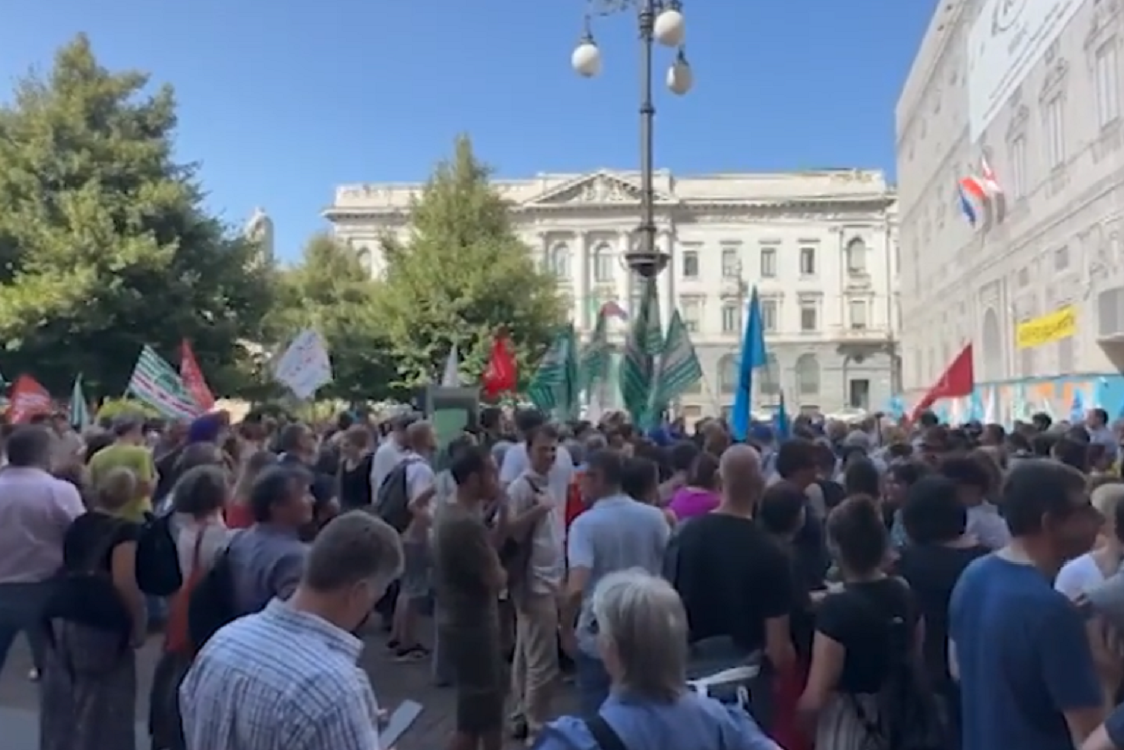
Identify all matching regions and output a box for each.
[380,699,423,749]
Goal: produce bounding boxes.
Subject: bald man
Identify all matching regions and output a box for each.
[668,441,796,709]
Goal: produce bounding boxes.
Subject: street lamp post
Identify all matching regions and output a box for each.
[571,0,692,281]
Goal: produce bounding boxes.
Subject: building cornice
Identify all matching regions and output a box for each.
[323,196,897,225]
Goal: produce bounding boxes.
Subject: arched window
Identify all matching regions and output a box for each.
[549,244,571,278]
[592,243,615,282]
[760,354,781,396]
[718,354,738,394]
[795,353,820,396]
[846,238,867,274]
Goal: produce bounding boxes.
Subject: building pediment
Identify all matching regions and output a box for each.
[521,170,677,208]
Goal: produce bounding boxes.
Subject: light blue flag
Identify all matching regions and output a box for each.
[968,390,984,422]
[1070,388,1086,423]
[887,395,905,420]
[773,391,791,441]
[732,287,768,441]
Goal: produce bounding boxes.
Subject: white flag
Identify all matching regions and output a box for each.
[441,345,461,387]
[273,329,333,399]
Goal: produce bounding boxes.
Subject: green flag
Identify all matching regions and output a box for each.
[650,309,703,417]
[619,278,663,425]
[526,324,579,419]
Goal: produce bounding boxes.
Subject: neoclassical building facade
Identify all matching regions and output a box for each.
[324,168,899,417]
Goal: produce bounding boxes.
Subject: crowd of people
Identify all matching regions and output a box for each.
[5,404,1124,749]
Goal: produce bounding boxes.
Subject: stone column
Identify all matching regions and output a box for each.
[658,229,674,334]
[575,233,590,331]
[616,231,632,311]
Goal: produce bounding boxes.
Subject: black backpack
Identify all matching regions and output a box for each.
[135,512,183,597]
[41,518,132,639]
[187,546,239,653]
[850,583,949,750]
[375,459,418,533]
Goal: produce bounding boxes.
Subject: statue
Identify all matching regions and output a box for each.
[243,207,275,265]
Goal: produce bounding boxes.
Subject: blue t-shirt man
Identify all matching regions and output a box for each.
[951,554,1102,750]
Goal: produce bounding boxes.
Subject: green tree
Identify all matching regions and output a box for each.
[0,35,277,397]
[276,233,404,403]
[375,136,566,388]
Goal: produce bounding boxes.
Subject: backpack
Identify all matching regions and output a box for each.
[135,512,183,597]
[849,582,949,750]
[187,545,239,652]
[41,518,132,639]
[375,458,419,532]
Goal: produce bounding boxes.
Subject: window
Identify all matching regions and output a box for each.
[681,250,700,279]
[1045,96,1065,168]
[1010,135,1027,197]
[718,354,738,394]
[721,302,740,334]
[761,299,778,332]
[593,243,615,282]
[1054,246,1070,270]
[799,299,819,331]
[1097,40,1120,128]
[681,297,702,333]
[795,354,820,395]
[848,379,871,410]
[549,244,570,277]
[800,247,816,276]
[846,238,867,274]
[721,248,740,279]
[849,299,868,329]
[760,247,777,278]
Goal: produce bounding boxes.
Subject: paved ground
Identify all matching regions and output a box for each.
[0,623,574,749]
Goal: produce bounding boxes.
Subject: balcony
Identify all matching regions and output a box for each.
[831,325,889,344]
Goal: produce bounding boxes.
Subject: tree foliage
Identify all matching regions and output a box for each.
[0,35,277,396]
[374,136,566,387]
[276,233,404,403]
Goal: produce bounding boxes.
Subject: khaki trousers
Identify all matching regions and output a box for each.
[509,592,559,732]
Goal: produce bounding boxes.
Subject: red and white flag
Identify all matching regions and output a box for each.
[9,375,52,424]
[980,156,1002,195]
[179,339,215,412]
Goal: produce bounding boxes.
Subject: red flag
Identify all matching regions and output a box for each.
[911,343,975,421]
[8,375,52,424]
[481,332,517,398]
[180,339,215,412]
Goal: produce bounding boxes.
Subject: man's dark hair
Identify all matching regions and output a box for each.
[668,440,700,473]
[775,439,818,480]
[621,457,658,501]
[514,409,546,435]
[1031,412,1053,431]
[479,406,502,432]
[249,465,311,523]
[277,423,309,454]
[843,458,881,497]
[6,425,53,468]
[938,456,993,493]
[173,465,229,517]
[1093,408,1109,426]
[902,476,967,545]
[758,481,807,537]
[585,449,625,488]
[918,410,939,428]
[1053,437,1089,473]
[449,444,490,486]
[112,416,142,438]
[1001,459,1088,536]
[524,423,559,448]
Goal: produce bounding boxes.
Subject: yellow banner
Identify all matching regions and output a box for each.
[1016,305,1076,349]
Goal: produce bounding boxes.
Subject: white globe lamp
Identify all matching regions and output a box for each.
[666,54,693,96]
[653,6,686,47]
[572,39,602,78]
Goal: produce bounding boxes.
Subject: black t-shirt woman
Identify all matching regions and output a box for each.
[797,495,939,750]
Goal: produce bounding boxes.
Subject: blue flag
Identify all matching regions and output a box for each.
[1070,388,1086,423]
[773,391,791,441]
[732,287,768,441]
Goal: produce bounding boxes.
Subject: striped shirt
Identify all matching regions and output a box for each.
[180,599,380,750]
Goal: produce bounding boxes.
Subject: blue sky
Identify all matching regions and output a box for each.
[0,0,933,260]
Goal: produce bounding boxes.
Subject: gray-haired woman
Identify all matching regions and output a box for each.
[535,569,779,750]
